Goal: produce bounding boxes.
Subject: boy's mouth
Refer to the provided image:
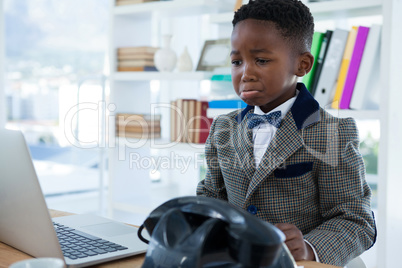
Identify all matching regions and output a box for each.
[241,89,260,99]
[242,87,260,92]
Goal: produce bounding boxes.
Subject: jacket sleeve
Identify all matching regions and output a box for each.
[304,117,376,266]
[196,116,228,200]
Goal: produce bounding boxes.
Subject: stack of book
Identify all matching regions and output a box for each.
[170,99,213,144]
[115,113,161,139]
[305,24,382,110]
[115,0,159,6]
[116,46,159,72]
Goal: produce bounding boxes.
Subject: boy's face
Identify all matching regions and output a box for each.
[231,19,302,113]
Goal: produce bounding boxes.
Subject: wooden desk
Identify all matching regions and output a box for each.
[0,210,340,268]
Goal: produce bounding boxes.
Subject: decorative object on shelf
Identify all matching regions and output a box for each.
[177,46,193,72]
[154,34,177,72]
[196,38,231,71]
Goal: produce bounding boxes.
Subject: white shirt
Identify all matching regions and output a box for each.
[252,92,298,168]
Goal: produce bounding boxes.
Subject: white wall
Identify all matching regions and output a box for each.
[0,0,5,128]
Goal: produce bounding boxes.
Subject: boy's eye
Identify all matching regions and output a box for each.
[231,60,242,66]
[256,58,270,64]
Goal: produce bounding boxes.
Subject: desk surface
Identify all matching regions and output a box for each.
[0,210,340,268]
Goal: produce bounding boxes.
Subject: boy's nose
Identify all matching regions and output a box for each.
[241,64,257,82]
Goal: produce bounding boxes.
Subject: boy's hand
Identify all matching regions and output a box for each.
[274,223,315,262]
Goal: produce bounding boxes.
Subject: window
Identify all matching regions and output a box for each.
[4,0,109,213]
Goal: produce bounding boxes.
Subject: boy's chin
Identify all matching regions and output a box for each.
[241,99,263,107]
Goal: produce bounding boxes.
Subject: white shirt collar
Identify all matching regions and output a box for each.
[254,90,299,119]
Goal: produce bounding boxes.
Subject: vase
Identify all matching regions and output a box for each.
[154,35,177,72]
[177,46,193,72]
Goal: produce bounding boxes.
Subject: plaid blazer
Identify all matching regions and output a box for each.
[197,83,376,267]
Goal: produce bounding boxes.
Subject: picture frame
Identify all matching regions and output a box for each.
[196,38,231,71]
[234,0,248,11]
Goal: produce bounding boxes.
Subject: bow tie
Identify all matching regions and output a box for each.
[247,111,282,129]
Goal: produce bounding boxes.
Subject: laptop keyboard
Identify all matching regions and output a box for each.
[53,222,128,260]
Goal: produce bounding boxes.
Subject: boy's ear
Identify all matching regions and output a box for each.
[296,52,314,77]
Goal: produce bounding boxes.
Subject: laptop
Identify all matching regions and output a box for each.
[0,129,147,267]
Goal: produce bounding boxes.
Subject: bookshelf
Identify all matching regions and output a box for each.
[113,0,230,17]
[107,1,402,267]
[208,0,382,24]
[107,0,233,229]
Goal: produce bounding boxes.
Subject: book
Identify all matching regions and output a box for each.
[180,99,196,143]
[116,113,161,122]
[174,99,190,143]
[116,125,161,134]
[118,59,155,67]
[331,26,358,109]
[191,101,210,144]
[115,0,159,6]
[350,24,382,110]
[116,113,161,139]
[116,120,160,127]
[339,26,370,109]
[117,46,159,55]
[117,66,158,72]
[170,100,177,142]
[116,113,160,129]
[303,31,325,92]
[313,28,349,108]
[208,99,247,109]
[186,99,197,143]
[117,53,155,60]
[116,131,161,139]
[310,30,333,96]
[170,100,212,144]
[198,117,213,144]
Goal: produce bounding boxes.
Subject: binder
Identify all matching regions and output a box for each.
[310,30,333,96]
[339,26,370,109]
[350,24,382,110]
[303,32,324,92]
[313,29,349,108]
[331,26,358,109]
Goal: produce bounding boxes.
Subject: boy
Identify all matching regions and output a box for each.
[196,0,376,266]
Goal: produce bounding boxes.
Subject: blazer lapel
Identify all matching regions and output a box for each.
[233,109,256,181]
[245,113,304,200]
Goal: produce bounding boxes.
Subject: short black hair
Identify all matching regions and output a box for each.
[233,0,314,55]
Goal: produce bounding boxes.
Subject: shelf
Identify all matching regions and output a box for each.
[112,71,213,81]
[117,137,205,152]
[114,0,232,17]
[206,108,380,120]
[326,109,380,120]
[209,0,382,24]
